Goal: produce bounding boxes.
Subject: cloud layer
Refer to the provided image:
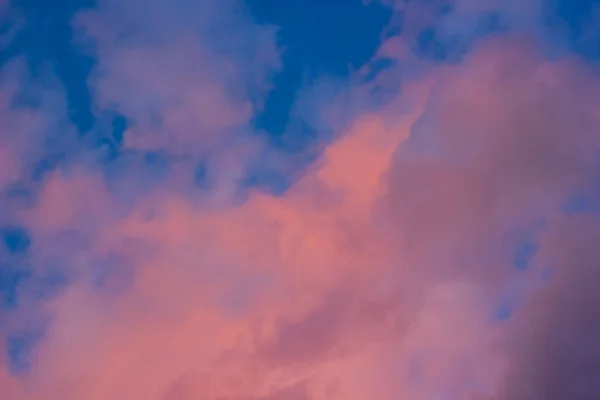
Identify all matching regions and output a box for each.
[2,0,600,399]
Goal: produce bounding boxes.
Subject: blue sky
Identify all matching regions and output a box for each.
[3,0,599,142]
[3,0,392,141]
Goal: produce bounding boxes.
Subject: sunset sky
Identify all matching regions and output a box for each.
[1,0,600,399]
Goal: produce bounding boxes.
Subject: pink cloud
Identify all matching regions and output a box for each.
[2,1,600,400]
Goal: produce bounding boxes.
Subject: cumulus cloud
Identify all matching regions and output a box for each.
[1,0,600,399]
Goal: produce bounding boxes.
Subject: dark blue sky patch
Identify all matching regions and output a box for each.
[490,277,530,323]
[1,263,70,309]
[239,165,290,196]
[8,0,96,133]
[268,113,324,155]
[30,152,65,181]
[142,150,170,172]
[193,160,210,190]
[416,26,453,62]
[563,181,600,214]
[492,299,515,322]
[412,10,508,63]
[2,183,35,210]
[491,297,516,323]
[110,114,127,147]
[565,192,593,213]
[83,112,128,163]
[513,241,538,271]
[491,219,546,323]
[505,219,546,271]
[2,226,31,254]
[5,327,44,374]
[546,0,600,60]
[248,0,392,140]
[0,265,29,309]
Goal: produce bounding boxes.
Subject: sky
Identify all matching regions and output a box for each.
[1,0,600,399]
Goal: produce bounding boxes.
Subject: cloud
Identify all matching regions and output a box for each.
[74,0,280,155]
[378,35,600,399]
[1,0,600,399]
[494,213,600,400]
